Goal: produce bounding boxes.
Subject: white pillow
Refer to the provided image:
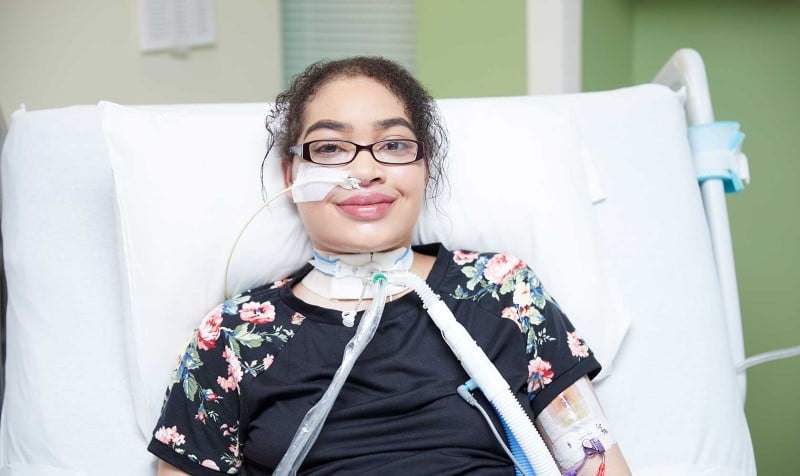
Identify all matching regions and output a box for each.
[100,102,312,437]
[1,106,156,475]
[100,99,629,434]
[417,97,628,378]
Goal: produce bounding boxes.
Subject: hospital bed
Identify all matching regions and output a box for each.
[0,50,760,475]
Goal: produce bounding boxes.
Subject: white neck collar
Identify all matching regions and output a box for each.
[303,247,413,300]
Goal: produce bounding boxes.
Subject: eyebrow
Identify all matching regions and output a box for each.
[303,120,353,138]
[376,117,414,131]
[302,117,415,139]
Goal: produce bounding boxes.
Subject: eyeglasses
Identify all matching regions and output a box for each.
[289,139,424,166]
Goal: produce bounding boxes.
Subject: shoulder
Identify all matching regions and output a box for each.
[218,278,295,329]
[447,249,550,310]
[150,278,306,474]
[445,249,559,347]
[193,278,306,380]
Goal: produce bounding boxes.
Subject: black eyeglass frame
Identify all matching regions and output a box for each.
[289,139,425,166]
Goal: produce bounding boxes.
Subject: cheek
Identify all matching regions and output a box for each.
[295,202,318,222]
[402,167,428,199]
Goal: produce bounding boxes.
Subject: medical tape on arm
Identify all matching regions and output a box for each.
[536,377,616,471]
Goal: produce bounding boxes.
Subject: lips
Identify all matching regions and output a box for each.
[337,193,395,219]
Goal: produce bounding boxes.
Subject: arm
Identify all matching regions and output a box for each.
[157,460,191,476]
[148,304,245,474]
[535,377,631,475]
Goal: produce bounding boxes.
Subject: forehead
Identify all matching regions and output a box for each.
[301,76,410,131]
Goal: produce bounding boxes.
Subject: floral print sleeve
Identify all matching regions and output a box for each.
[451,250,601,417]
[148,289,300,474]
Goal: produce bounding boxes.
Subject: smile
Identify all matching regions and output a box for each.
[337,193,395,220]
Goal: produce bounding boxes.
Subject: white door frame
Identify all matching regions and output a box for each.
[526,0,583,94]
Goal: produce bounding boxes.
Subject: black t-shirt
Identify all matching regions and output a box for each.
[148,244,600,475]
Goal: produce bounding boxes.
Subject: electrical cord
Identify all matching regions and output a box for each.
[738,344,800,371]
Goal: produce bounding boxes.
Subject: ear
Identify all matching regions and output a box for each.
[281,159,295,199]
[282,159,295,186]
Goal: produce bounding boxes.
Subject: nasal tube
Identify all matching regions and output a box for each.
[391,271,561,476]
[274,274,389,475]
[223,172,359,299]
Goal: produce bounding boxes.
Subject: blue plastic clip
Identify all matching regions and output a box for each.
[687,121,750,194]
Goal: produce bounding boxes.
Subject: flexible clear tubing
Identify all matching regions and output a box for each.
[392,271,561,476]
[274,270,560,475]
[273,276,389,475]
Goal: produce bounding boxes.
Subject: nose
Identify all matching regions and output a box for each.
[348,147,385,186]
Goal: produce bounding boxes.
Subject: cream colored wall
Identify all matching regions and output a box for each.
[0,0,282,121]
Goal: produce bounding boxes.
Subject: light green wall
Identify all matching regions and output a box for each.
[415,0,527,98]
[582,0,633,92]
[584,1,800,473]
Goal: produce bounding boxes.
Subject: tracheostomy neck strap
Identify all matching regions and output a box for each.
[304,247,413,300]
[309,247,413,278]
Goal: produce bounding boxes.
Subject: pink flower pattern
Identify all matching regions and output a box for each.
[240,301,276,325]
[196,305,223,351]
[453,250,480,265]
[155,425,186,447]
[156,286,311,473]
[483,254,523,285]
[217,346,244,392]
[453,250,591,398]
[291,312,305,325]
[500,306,523,331]
[567,331,590,358]
[527,357,554,392]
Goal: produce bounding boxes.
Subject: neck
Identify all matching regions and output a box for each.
[302,246,414,300]
[311,247,413,276]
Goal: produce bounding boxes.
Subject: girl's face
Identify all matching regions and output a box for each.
[282,75,428,255]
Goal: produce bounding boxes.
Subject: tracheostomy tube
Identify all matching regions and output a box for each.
[274,267,561,475]
[273,274,389,475]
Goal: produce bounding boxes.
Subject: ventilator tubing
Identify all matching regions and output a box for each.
[392,271,561,476]
[274,276,388,475]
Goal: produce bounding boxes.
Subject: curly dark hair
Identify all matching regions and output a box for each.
[263,56,448,200]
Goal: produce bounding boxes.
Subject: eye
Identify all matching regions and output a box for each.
[379,140,411,153]
[311,141,347,155]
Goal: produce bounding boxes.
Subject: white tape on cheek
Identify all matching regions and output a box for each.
[291,162,360,203]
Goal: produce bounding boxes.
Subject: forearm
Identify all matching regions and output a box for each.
[565,443,630,476]
[157,460,190,476]
[535,377,632,475]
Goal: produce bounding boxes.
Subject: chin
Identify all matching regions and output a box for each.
[302,207,418,255]
[315,233,412,255]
